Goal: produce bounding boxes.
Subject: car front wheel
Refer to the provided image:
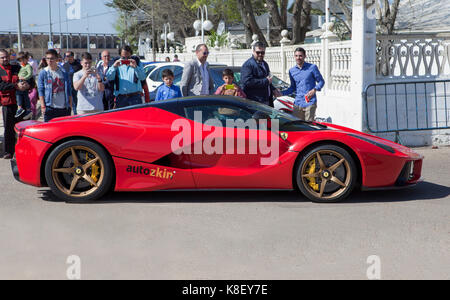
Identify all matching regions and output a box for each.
[296,145,357,203]
[45,140,114,202]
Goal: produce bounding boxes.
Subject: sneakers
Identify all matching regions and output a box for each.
[15,108,32,120]
[23,111,33,120]
[15,108,25,119]
[3,153,12,159]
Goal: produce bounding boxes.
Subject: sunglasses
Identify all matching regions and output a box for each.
[255,51,265,55]
[203,52,209,56]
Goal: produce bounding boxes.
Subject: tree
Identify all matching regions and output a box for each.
[236,0,253,45]
[266,0,285,30]
[332,0,402,35]
[291,0,312,44]
[377,0,401,34]
[333,0,352,32]
[107,0,199,51]
[244,0,268,46]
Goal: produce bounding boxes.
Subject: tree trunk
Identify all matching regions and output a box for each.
[237,0,253,46]
[334,0,352,30]
[386,0,401,34]
[280,0,288,30]
[243,0,268,46]
[292,0,304,44]
[266,0,283,29]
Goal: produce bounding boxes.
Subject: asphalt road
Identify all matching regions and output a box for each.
[0,146,448,280]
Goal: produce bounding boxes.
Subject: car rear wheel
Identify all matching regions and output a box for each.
[45,140,113,202]
[296,145,357,203]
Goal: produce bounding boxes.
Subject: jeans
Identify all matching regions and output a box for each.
[103,88,115,110]
[71,89,78,115]
[16,90,31,111]
[2,105,17,155]
[44,107,71,122]
[115,94,142,109]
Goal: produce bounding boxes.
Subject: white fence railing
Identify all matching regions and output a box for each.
[145,34,450,96]
[148,42,354,95]
[376,33,450,79]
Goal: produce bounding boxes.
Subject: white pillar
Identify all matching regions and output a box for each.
[320,0,339,96]
[279,30,291,82]
[350,0,376,131]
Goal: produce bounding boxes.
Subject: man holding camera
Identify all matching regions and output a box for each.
[106,45,146,108]
[73,52,105,115]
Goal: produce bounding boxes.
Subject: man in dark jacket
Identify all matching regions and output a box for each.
[0,49,29,159]
[241,42,281,106]
[63,51,82,114]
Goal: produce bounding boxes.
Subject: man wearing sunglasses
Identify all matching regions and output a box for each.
[180,44,214,96]
[241,42,282,106]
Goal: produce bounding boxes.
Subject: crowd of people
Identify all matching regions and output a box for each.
[0,42,324,159]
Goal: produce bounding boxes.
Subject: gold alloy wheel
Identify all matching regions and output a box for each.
[300,150,352,200]
[51,146,105,198]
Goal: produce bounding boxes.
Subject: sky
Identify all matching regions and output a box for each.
[1,0,118,34]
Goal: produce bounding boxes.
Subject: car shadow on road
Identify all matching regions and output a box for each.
[38,181,449,204]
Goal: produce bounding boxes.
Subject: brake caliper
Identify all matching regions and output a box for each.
[307,160,319,191]
[86,153,100,184]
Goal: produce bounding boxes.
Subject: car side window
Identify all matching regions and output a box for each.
[173,66,183,86]
[149,67,161,82]
[184,105,254,127]
[144,66,156,77]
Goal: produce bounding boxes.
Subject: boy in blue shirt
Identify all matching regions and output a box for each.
[155,69,182,101]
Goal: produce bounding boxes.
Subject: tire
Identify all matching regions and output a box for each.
[296,145,357,203]
[45,139,114,202]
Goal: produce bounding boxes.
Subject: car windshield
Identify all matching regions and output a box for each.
[144,65,157,77]
[243,100,326,131]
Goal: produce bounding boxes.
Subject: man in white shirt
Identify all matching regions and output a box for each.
[27,53,38,77]
[73,52,105,115]
[96,50,115,110]
[180,44,214,96]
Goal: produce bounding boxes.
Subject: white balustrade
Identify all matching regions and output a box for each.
[377,34,450,79]
[146,34,450,97]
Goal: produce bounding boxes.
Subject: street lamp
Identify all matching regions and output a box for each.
[160,23,174,53]
[16,0,23,52]
[48,0,53,46]
[193,5,213,43]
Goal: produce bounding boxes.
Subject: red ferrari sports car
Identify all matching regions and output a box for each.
[12,96,423,203]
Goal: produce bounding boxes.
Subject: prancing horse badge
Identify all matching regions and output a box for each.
[280,132,288,140]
